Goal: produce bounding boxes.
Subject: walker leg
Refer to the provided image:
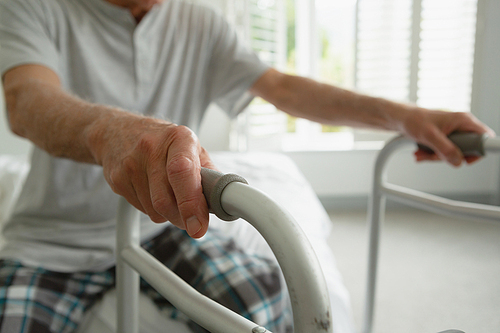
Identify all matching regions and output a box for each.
[116,198,141,333]
[363,192,385,333]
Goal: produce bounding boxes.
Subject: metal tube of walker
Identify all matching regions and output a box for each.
[362,134,500,333]
[116,167,333,333]
[116,197,141,333]
[220,181,332,333]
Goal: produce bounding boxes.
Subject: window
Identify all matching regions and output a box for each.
[416,0,477,111]
[356,0,477,111]
[231,0,479,152]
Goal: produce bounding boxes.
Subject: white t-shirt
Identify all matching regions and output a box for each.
[0,0,269,272]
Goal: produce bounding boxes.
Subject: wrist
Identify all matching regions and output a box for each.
[84,108,176,166]
[84,106,135,165]
[374,98,420,133]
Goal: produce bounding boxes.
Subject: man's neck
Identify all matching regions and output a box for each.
[105,0,162,22]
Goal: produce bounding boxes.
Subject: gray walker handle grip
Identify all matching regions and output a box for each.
[200,167,248,221]
[417,132,488,157]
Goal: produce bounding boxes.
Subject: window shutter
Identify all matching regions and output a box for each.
[417,0,477,111]
[356,0,478,112]
[355,0,413,102]
[249,0,287,67]
[231,0,288,151]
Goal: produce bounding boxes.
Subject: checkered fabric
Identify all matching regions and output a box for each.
[0,261,114,333]
[0,225,292,333]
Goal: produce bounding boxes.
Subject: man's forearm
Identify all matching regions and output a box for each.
[251,69,413,132]
[5,77,142,164]
[251,68,494,166]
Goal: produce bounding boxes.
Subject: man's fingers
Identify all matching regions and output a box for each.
[452,112,496,138]
[420,128,463,166]
[167,153,208,237]
[166,126,209,238]
[200,147,218,171]
[109,156,169,223]
[414,149,440,162]
[465,155,481,164]
[120,156,168,223]
[147,157,184,226]
[131,173,168,224]
[408,110,495,166]
[106,166,148,216]
[436,112,495,164]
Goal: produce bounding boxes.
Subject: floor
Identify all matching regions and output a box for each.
[327,207,500,333]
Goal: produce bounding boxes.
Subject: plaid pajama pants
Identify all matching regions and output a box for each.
[0,226,292,333]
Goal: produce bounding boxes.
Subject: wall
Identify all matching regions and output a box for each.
[198,105,232,151]
[286,148,499,209]
[473,0,500,134]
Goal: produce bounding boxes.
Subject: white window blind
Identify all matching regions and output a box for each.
[417,0,477,111]
[248,0,287,66]
[355,0,413,102]
[356,0,478,113]
[230,0,288,151]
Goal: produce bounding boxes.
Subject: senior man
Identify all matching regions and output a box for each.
[0,0,494,332]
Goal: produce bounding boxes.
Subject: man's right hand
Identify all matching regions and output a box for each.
[3,64,214,238]
[90,116,215,238]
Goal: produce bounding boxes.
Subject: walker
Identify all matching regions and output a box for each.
[115,168,332,333]
[113,133,497,333]
[363,132,500,333]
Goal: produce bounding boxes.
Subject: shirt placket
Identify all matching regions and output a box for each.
[133,31,153,100]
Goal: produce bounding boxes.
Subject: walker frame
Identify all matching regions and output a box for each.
[362,134,500,333]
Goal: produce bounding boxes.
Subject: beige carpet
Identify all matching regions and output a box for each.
[327,207,500,333]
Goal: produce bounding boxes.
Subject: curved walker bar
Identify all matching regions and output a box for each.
[116,168,332,333]
[362,134,500,333]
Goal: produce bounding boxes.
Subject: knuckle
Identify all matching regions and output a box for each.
[167,155,195,179]
[149,213,168,224]
[415,125,437,144]
[176,196,200,215]
[170,125,196,140]
[136,133,158,157]
[458,111,472,121]
[424,127,439,141]
[199,146,209,157]
[107,169,124,194]
[168,126,199,148]
[151,197,174,217]
[121,156,139,175]
[441,145,457,157]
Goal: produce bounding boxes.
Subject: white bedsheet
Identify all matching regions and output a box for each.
[0,152,355,333]
[0,155,29,242]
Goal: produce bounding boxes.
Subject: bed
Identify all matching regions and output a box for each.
[0,151,355,333]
